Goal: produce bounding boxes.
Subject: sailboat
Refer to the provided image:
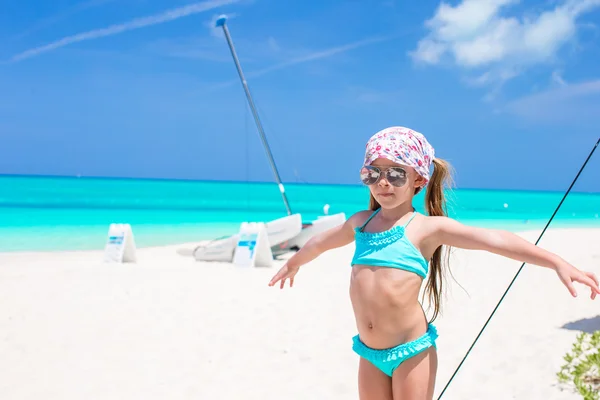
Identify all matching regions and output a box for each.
[193,15,346,262]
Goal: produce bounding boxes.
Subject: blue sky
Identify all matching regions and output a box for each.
[1,0,599,192]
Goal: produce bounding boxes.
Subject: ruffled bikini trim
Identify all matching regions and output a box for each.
[354,225,406,246]
[352,324,438,362]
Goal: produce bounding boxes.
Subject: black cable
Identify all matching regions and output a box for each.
[437,137,600,399]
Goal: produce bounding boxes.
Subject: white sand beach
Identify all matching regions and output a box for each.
[1,227,599,400]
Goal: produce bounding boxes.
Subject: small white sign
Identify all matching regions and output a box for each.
[232,222,273,268]
[103,223,137,263]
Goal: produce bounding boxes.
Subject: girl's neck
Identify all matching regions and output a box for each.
[378,203,415,222]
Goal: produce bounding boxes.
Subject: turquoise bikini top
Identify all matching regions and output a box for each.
[351,208,429,279]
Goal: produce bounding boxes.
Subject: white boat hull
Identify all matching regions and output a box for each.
[272,212,346,255]
[193,212,347,262]
[193,213,303,262]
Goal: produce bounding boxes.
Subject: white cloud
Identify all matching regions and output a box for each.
[412,39,446,64]
[426,0,517,44]
[504,79,600,122]
[10,0,118,41]
[247,36,391,78]
[9,0,241,62]
[411,0,600,84]
[209,35,393,91]
[552,70,568,86]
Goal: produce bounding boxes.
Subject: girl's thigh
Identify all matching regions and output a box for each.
[392,347,438,400]
[358,357,393,400]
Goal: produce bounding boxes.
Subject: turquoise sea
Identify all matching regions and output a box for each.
[1,175,599,252]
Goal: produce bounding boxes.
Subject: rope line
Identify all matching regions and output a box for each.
[437,137,600,399]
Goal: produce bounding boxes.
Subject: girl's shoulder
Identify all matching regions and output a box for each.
[414,214,474,249]
[347,209,377,230]
[415,213,453,233]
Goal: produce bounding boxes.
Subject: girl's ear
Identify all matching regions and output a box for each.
[414,173,426,188]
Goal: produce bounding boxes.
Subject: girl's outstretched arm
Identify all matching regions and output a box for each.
[268,212,362,289]
[430,216,600,299]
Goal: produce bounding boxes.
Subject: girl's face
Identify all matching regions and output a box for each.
[360,157,425,208]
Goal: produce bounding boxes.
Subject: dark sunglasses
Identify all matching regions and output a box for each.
[360,165,408,187]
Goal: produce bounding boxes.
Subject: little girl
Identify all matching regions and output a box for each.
[268,126,599,400]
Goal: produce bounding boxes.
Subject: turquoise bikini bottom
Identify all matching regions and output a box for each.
[352,324,438,377]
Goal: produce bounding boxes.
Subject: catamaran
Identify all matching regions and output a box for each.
[194,15,346,262]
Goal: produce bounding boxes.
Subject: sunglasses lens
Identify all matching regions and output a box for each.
[386,167,407,187]
[360,166,380,185]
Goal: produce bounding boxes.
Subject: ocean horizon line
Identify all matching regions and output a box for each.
[2,173,598,195]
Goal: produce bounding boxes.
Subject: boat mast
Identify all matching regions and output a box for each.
[215,15,293,216]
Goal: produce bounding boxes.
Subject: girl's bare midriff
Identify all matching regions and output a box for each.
[350,265,428,349]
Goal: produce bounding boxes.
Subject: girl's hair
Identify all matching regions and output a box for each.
[368,157,455,323]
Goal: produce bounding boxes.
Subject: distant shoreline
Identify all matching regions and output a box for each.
[1,221,599,254]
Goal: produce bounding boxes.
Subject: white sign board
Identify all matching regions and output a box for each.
[103,223,137,263]
[232,222,273,268]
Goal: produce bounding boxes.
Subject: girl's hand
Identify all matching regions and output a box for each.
[554,262,600,299]
[268,263,300,289]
